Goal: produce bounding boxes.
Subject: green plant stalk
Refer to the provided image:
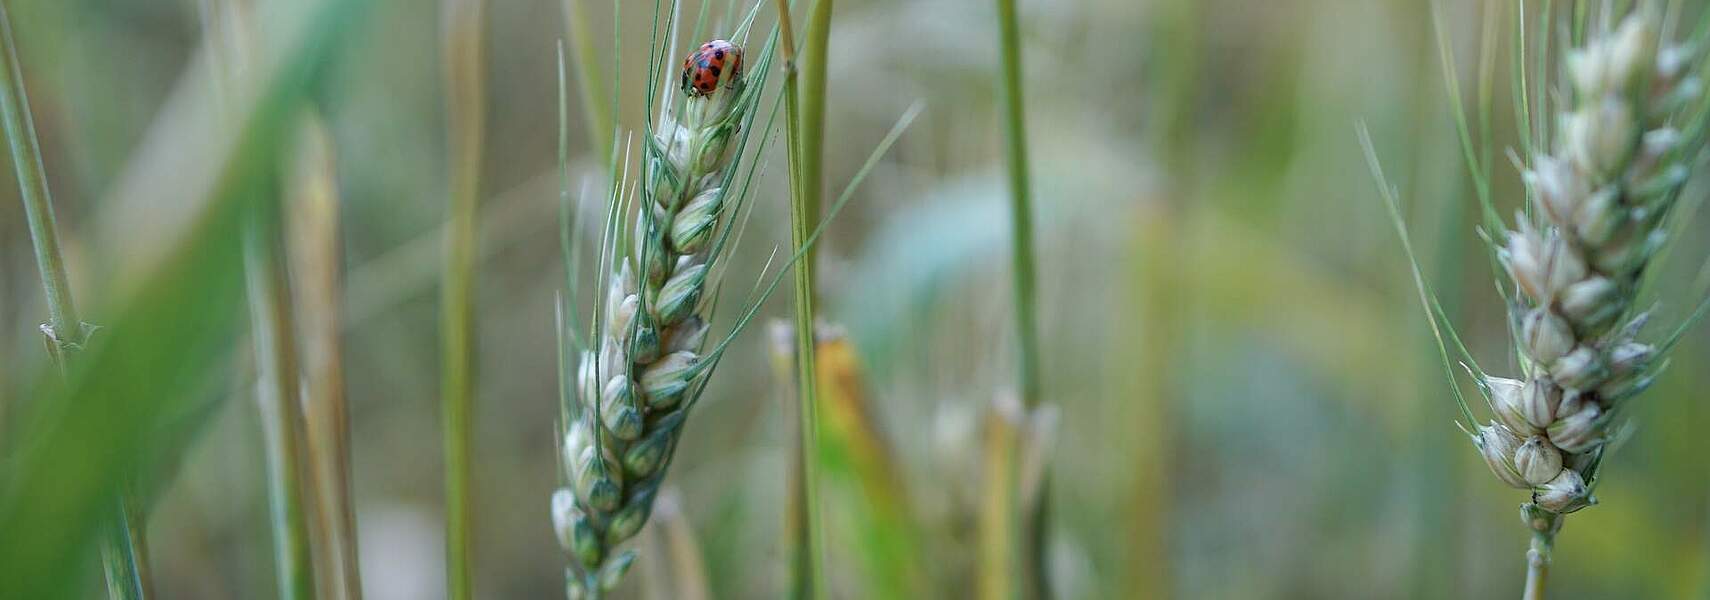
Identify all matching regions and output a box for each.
[440,0,485,598]
[0,5,74,346]
[1524,532,1551,600]
[0,3,154,598]
[993,0,1048,598]
[774,0,827,597]
[0,1,371,595]
[995,0,1038,413]
[246,205,317,600]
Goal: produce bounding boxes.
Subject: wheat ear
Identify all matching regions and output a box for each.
[552,25,773,597]
[1463,7,1708,597]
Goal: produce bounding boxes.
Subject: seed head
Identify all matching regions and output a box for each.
[655,264,709,326]
[1519,377,1561,431]
[1551,347,1609,391]
[1504,224,1587,302]
[1565,15,1656,98]
[1521,308,1576,365]
[1488,376,1539,435]
[1564,97,1638,178]
[1547,397,1604,453]
[1526,156,1590,226]
[600,377,644,440]
[669,188,723,254]
[639,351,699,409]
[1558,276,1622,332]
[1535,469,1592,513]
[1515,436,1565,486]
[664,317,709,354]
[1572,188,1625,247]
[1477,423,1531,489]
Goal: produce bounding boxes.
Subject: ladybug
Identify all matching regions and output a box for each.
[681,39,743,96]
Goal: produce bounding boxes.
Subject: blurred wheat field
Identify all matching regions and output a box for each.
[1,0,1709,598]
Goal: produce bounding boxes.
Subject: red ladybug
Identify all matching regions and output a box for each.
[681,40,743,96]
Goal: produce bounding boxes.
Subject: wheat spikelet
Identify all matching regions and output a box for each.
[551,25,774,597]
[1445,6,1710,595]
[1475,6,1703,517]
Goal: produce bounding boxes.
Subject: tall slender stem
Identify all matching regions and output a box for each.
[994,0,1039,409]
[776,0,828,597]
[440,0,485,598]
[991,1,1050,598]
[0,0,77,346]
[0,3,154,598]
[290,116,364,600]
[247,207,317,600]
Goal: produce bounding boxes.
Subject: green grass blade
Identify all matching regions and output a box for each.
[0,2,156,598]
[0,3,371,595]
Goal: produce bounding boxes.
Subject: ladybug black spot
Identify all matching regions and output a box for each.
[714,50,724,59]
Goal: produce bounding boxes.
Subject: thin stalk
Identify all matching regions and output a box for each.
[0,3,153,598]
[0,1,76,348]
[775,0,827,597]
[994,0,1040,410]
[208,3,323,597]
[440,0,485,598]
[992,0,1048,598]
[289,116,363,600]
[1524,531,1554,600]
[246,206,317,600]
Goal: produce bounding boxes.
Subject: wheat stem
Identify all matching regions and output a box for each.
[246,205,317,600]
[0,2,75,346]
[791,0,832,598]
[440,0,486,597]
[772,1,825,597]
[995,0,1040,411]
[0,4,156,598]
[289,116,364,600]
[991,0,1053,598]
[1524,530,1553,600]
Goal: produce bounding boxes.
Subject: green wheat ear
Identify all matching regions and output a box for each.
[1374,3,1710,598]
[547,1,919,595]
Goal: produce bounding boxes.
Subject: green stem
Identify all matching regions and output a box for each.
[995,0,1039,410]
[1521,508,1559,600]
[777,0,828,597]
[246,207,316,600]
[0,0,77,346]
[440,1,485,598]
[993,1,1050,598]
[0,4,154,598]
[1524,532,1552,600]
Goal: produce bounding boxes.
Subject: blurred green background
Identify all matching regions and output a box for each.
[2,0,1709,598]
